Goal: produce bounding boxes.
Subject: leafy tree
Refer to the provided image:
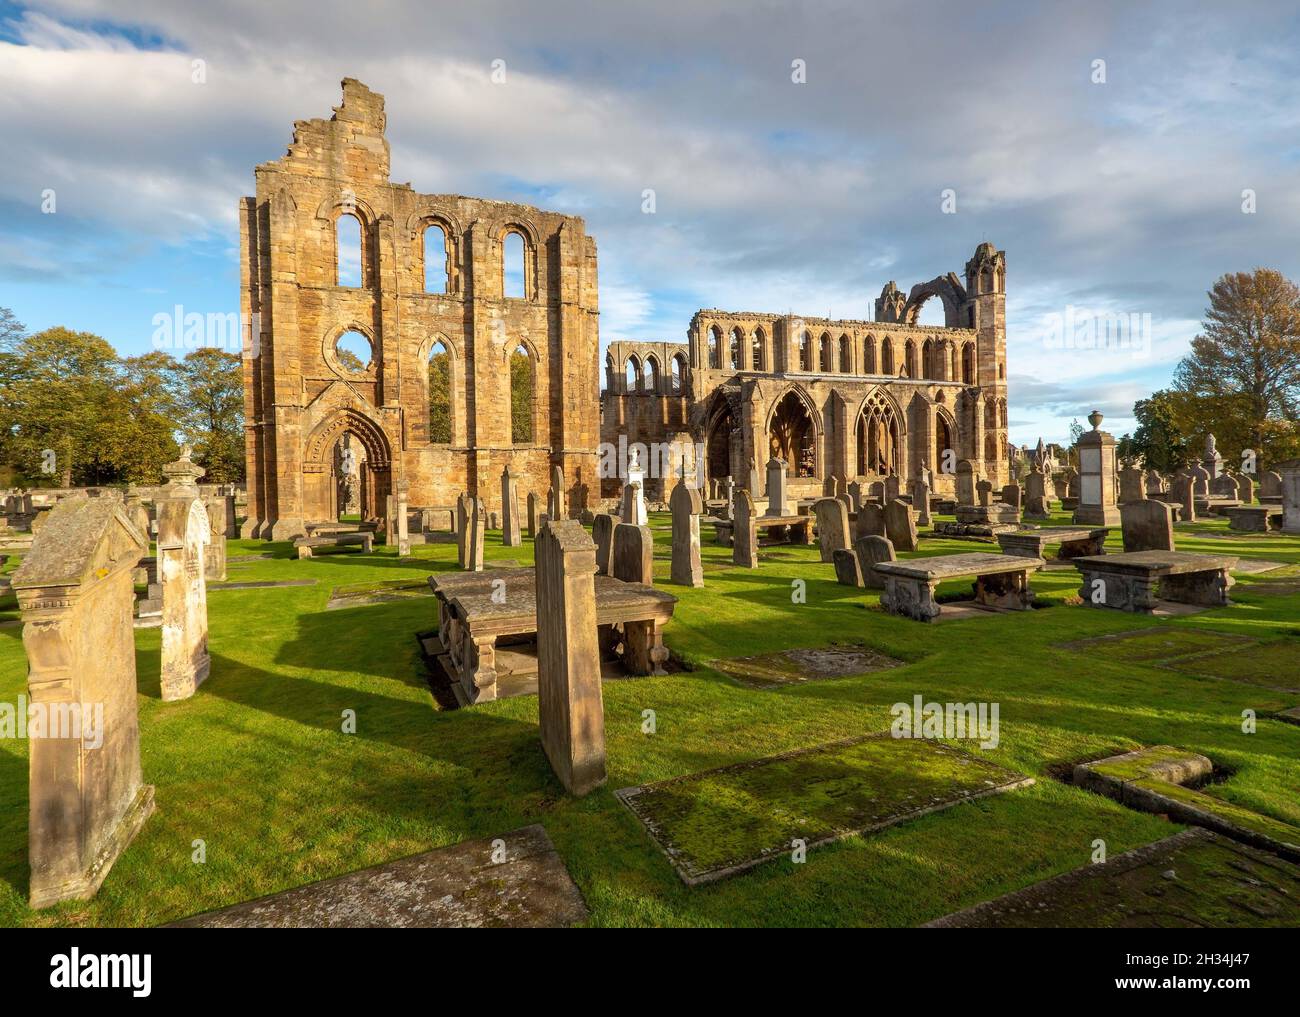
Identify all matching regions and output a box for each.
[1129,390,1192,473]
[168,348,244,483]
[510,349,533,444]
[1173,268,1300,458]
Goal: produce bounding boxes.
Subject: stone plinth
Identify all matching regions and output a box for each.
[1073,411,1120,526]
[157,498,212,701]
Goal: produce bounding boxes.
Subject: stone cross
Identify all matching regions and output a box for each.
[534,519,606,797]
[157,497,211,702]
[732,488,758,568]
[11,499,155,909]
[669,482,704,587]
[766,457,788,516]
[501,466,522,547]
[813,497,850,563]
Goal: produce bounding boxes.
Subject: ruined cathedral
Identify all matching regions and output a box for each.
[601,245,1010,503]
[241,80,1008,535]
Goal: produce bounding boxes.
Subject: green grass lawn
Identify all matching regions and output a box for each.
[1,507,1298,927]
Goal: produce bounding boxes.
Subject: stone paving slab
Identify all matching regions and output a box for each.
[616,733,1032,886]
[208,579,319,591]
[924,829,1300,927]
[169,825,588,928]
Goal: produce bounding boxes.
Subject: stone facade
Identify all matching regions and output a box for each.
[600,244,1010,503]
[241,80,601,540]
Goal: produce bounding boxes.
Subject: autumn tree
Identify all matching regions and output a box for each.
[167,348,244,483]
[1173,269,1300,463]
[1127,390,1192,473]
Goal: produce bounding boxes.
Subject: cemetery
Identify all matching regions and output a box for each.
[2,75,1299,935]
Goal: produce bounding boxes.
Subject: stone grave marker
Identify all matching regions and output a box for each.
[157,497,212,701]
[813,497,850,563]
[884,499,919,552]
[612,523,654,585]
[1120,499,1176,553]
[501,466,522,547]
[854,534,895,589]
[732,488,758,568]
[669,483,704,587]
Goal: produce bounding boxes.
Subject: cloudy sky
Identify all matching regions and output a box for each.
[4,0,1299,445]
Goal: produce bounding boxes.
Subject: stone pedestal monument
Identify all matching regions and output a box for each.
[1073,411,1121,526]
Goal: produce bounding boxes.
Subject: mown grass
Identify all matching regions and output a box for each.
[0,507,1297,927]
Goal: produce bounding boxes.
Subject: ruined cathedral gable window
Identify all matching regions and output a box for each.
[336,212,363,288]
[423,222,448,294]
[335,330,372,374]
[503,230,527,299]
[511,344,534,443]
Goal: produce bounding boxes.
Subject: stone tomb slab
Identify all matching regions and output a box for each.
[1229,558,1289,576]
[210,579,318,592]
[710,644,904,689]
[925,829,1300,928]
[615,733,1032,886]
[169,824,588,927]
[1061,627,1252,664]
[326,579,435,610]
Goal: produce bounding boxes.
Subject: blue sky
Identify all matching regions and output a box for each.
[4,0,1300,445]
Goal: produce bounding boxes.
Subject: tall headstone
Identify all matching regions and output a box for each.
[526,491,539,538]
[1276,460,1300,534]
[591,513,615,574]
[467,498,485,571]
[853,534,895,589]
[719,476,735,522]
[1172,472,1197,522]
[12,499,155,909]
[620,480,646,526]
[956,460,977,506]
[547,465,566,522]
[669,483,704,587]
[813,497,851,563]
[157,496,211,702]
[1121,499,1175,553]
[884,476,901,503]
[1074,410,1121,526]
[766,457,788,516]
[455,493,471,566]
[534,520,606,797]
[501,466,522,547]
[847,479,866,513]
[909,479,932,527]
[395,478,411,556]
[612,523,654,586]
[855,502,887,540]
[1235,474,1255,505]
[732,488,758,568]
[625,449,646,523]
[1025,466,1052,518]
[201,496,228,582]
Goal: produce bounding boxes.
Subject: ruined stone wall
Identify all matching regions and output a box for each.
[242,79,600,539]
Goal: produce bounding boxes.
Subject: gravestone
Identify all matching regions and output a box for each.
[853,534,896,589]
[976,479,993,507]
[501,466,522,547]
[12,499,155,909]
[534,520,606,797]
[669,483,704,587]
[1000,483,1022,512]
[201,496,228,582]
[719,477,734,522]
[1276,460,1300,534]
[1235,474,1254,505]
[1120,499,1175,553]
[396,478,411,556]
[547,465,566,522]
[956,460,977,506]
[884,476,901,503]
[909,479,932,527]
[1074,411,1121,526]
[625,450,647,524]
[592,513,615,575]
[813,497,851,563]
[1172,473,1197,522]
[832,548,863,587]
[1118,467,1145,504]
[455,494,471,566]
[855,502,887,540]
[1203,434,1224,479]
[883,499,919,552]
[157,497,211,702]
[732,488,758,569]
[1190,462,1211,498]
[1144,469,1165,497]
[847,479,866,513]
[620,480,646,525]
[467,498,486,571]
[1025,466,1052,517]
[612,522,654,586]
[527,491,539,538]
[766,457,789,516]
[1258,470,1282,501]
[1210,474,1238,499]
[748,465,762,499]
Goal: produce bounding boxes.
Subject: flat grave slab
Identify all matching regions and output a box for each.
[711,644,903,689]
[1276,706,1300,726]
[169,824,588,928]
[616,733,1032,885]
[209,579,318,591]
[1229,558,1289,575]
[326,579,435,610]
[925,829,1300,928]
